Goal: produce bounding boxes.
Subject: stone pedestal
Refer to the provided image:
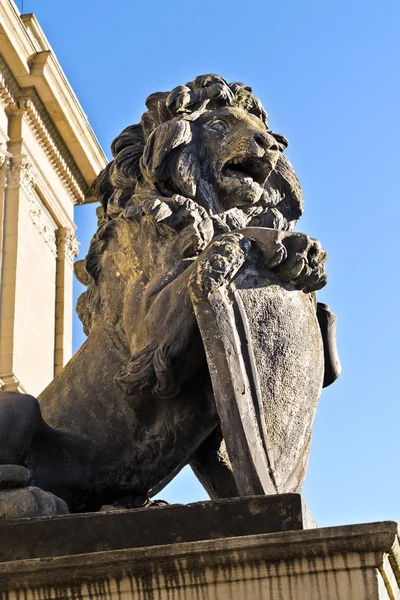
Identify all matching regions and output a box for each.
[0,495,398,599]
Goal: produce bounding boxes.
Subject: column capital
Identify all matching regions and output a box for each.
[56,227,80,263]
[0,145,11,171]
[5,96,35,120]
[0,373,27,393]
[8,153,37,191]
[0,145,11,188]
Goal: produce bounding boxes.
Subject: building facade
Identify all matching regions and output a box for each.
[0,1,107,396]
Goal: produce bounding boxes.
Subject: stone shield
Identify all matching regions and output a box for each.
[194,265,325,496]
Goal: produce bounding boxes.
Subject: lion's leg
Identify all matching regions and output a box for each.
[0,392,69,519]
[0,392,42,464]
[189,426,239,499]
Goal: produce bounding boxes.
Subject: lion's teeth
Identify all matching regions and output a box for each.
[224,167,257,186]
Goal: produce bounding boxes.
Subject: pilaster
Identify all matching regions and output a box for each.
[54,227,79,374]
[0,144,13,392]
[0,149,37,391]
[0,104,30,390]
[0,141,12,262]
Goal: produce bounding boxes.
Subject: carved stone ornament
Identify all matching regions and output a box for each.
[0,74,341,519]
[0,144,11,175]
[56,227,80,262]
[7,154,56,254]
[8,154,37,190]
[28,194,57,255]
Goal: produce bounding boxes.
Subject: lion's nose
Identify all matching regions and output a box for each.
[254,132,279,155]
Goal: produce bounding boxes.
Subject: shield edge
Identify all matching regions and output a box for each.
[193,283,278,497]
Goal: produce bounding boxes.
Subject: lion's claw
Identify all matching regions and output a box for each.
[189,233,251,300]
[276,234,328,292]
[235,227,327,292]
[189,228,327,298]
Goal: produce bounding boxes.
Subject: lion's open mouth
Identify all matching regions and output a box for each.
[222,157,268,187]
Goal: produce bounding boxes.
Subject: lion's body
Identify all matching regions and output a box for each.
[26,217,218,511]
[0,74,335,517]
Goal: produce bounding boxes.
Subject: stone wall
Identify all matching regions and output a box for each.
[0,0,107,394]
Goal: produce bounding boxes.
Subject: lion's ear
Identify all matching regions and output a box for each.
[270,132,288,152]
[74,260,92,286]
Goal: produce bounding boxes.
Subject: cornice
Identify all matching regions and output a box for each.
[0,2,107,198]
[0,55,87,204]
[0,56,19,109]
[20,89,87,203]
[20,13,49,52]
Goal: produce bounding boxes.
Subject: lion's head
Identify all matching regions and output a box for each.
[92,74,303,232]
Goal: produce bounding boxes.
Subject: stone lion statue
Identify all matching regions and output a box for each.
[0,74,336,519]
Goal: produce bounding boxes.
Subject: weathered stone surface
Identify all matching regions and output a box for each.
[0,494,313,562]
[0,520,398,599]
[195,259,324,496]
[0,465,30,488]
[0,486,68,521]
[0,74,340,518]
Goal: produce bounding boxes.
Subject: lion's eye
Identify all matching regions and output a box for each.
[208,119,229,135]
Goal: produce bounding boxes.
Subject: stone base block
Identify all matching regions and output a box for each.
[0,493,314,561]
[0,495,398,599]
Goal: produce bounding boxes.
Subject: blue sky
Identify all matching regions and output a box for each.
[21,0,400,527]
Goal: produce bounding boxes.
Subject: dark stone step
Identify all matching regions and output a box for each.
[0,493,315,563]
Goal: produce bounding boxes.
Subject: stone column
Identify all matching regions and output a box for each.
[0,152,37,393]
[0,143,11,392]
[0,101,35,392]
[54,227,79,375]
[0,142,11,278]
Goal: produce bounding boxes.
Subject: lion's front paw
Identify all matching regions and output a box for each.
[0,464,69,520]
[189,232,252,300]
[277,232,328,293]
[0,486,69,520]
